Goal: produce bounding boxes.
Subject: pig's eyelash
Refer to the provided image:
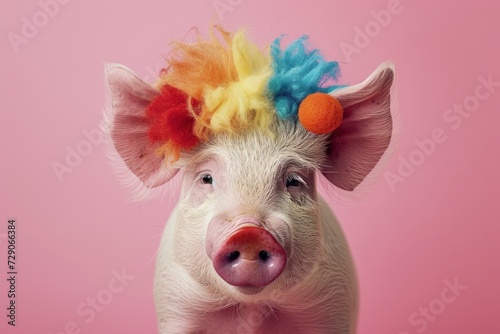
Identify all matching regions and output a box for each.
[286,173,308,188]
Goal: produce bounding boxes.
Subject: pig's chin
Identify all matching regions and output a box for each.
[234,285,266,295]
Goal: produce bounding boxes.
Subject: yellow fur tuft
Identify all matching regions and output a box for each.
[157,26,275,142]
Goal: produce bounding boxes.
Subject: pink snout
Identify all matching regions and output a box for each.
[212,226,287,287]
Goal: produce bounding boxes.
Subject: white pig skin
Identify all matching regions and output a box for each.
[153,122,357,333]
[103,62,395,334]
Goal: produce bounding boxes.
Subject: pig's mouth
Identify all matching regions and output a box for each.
[236,286,265,295]
[211,226,287,289]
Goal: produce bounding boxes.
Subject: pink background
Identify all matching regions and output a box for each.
[1,0,499,333]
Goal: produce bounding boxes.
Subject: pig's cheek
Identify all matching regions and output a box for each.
[279,199,321,284]
[287,188,312,205]
[173,205,214,278]
[187,184,214,206]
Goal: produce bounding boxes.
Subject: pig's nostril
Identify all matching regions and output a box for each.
[227,251,240,261]
[259,250,270,262]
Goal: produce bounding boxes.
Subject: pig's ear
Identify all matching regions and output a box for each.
[103,63,179,188]
[322,62,394,191]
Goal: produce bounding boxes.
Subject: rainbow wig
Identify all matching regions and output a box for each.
[145,26,342,163]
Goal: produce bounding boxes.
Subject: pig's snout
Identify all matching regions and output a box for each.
[212,226,287,287]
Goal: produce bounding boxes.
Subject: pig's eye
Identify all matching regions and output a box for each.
[286,173,305,188]
[200,174,213,185]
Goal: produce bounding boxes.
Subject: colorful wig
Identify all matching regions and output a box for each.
[145,26,343,163]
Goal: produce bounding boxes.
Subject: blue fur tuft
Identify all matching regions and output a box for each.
[268,35,342,119]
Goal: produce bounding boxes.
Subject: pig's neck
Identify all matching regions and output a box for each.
[233,303,275,324]
[200,302,306,334]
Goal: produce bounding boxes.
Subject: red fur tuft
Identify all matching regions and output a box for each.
[146,85,200,150]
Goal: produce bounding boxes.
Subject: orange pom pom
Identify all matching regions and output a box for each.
[298,92,344,134]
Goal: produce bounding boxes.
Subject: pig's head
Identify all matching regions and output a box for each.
[103,28,394,301]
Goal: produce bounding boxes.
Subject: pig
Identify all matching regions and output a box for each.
[103,40,394,333]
